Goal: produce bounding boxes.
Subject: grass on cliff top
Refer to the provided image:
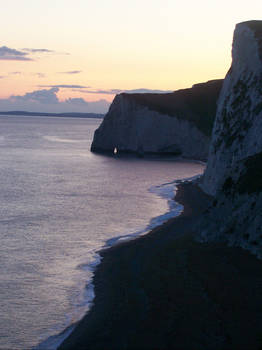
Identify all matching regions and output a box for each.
[244,20,262,60]
[122,79,223,136]
[244,20,262,33]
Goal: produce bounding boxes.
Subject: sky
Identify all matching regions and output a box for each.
[0,0,261,113]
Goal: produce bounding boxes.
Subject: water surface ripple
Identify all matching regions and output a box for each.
[0,115,205,349]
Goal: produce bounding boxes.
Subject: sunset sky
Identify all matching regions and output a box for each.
[0,0,261,113]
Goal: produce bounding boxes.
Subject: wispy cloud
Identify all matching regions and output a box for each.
[39,84,90,89]
[74,88,173,95]
[58,70,82,75]
[34,72,46,78]
[0,46,70,62]
[0,76,5,79]
[79,89,122,95]
[22,48,55,54]
[23,48,70,56]
[124,88,173,94]
[0,46,33,61]
[9,71,22,75]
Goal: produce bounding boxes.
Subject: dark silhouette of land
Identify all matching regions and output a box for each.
[0,111,104,119]
[59,182,262,350]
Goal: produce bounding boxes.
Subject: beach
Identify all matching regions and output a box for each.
[59,181,262,350]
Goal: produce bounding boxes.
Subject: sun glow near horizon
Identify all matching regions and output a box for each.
[0,0,261,113]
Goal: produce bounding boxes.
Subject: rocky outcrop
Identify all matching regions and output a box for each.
[91,80,223,160]
[199,21,262,257]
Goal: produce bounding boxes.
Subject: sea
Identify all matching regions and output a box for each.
[0,115,205,349]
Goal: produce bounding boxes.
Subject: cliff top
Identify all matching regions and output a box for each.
[237,20,262,60]
[121,79,223,136]
[239,20,262,33]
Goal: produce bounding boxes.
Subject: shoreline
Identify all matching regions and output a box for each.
[37,179,184,350]
[59,181,262,350]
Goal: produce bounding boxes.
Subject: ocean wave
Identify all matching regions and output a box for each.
[43,135,85,143]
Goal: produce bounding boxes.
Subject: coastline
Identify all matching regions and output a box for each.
[37,178,184,350]
[59,181,262,350]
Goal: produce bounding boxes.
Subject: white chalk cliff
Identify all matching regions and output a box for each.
[199,21,262,257]
[91,80,222,160]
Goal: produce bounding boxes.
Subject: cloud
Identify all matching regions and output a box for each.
[23,48,70,56]
[0,76,5,79]
[34,72,46,78]
[58,70,82,75]
[80,89,122,95]
[39,84,90,89]
[12,87,59,104]
[0,87,110,113]
[8,71,45,78]
[124,88,172,94]
[22,48,55,54]
[0,46,32,61]
[0,46,70,62]
[75,88,173,95]
[65,97,88,105]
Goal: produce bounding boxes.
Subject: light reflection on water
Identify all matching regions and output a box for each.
[0,115,205,349]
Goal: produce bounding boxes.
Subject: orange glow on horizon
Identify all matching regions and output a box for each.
[1,0,261,112]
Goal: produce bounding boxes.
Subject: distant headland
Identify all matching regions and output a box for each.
[0,111,104,119]
[91,79,223,160]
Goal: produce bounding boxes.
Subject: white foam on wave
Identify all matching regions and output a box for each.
[35,323,76,350]
[104,182,183,248]
[36,279,98,350]
[36,175,201,350]
[35,254,101,350]
[104,174,202,248]
[43,135,85,143]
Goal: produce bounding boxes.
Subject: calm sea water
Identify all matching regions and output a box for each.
[0,115,205,349]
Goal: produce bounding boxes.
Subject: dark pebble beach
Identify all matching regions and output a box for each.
[59,182,262,350]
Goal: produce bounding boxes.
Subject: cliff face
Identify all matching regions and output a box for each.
[199,21,262,257]
[91,80,223,160]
